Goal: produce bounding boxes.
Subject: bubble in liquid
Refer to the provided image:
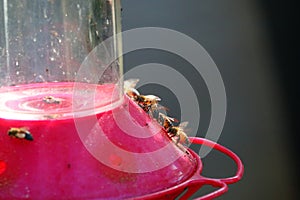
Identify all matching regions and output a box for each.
[43,9,48,18]
[109,154,122,167]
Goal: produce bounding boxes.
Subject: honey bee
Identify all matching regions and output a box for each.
[124,79,163,115]
[42,96,61,104]
[158,113,178,129]
[167,121,190,145]
[159,113,190,145]
[125,78,191,148]
[124,79,140,100]
[8,127,33,141]
[43,114,61,119]
[135,94,161,115]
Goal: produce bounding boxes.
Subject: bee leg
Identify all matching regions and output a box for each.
[148,108,157,118]
[185,138,191,146]
[144,105,151,113]
[167,131,175,138]
[145,106,150,113]
[137,103,147,111]
[176,136,181,144]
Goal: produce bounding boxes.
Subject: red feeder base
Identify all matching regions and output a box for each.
[0,83,243,199]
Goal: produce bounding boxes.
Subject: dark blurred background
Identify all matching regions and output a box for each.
[121,0,298,199]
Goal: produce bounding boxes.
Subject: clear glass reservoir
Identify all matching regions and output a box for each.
[0,1,124,199]
[0,0,122,120]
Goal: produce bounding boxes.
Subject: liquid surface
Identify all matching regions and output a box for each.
[0,82,121,120]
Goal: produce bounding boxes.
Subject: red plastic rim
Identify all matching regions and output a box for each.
[189,137,244,185]
[130,137,244,200]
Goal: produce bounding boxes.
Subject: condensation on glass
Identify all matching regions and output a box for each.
[0,0,123,119]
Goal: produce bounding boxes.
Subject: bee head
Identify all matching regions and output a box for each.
[8,128,18,136]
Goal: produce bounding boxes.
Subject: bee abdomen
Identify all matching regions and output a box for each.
[24,133,34,141]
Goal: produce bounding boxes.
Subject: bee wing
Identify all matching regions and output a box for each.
[143,95,161,102]
[20,127,30,131]
[156,104,170,112]
[124,79,141,96]
[124,79,140,89]
[158,112,167,118]
[179,123,192,139]
[126,88,140,96]
[158,112,178,123]
[167,116,179,123]
[179,121,189,129]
